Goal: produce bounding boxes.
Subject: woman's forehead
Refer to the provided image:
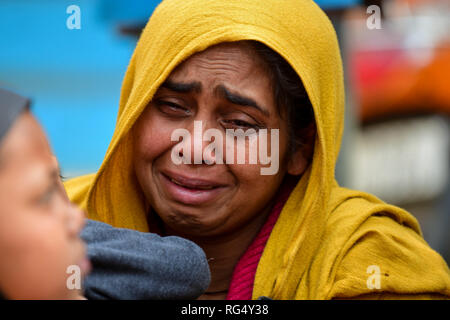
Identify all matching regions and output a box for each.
[169,42,266,81]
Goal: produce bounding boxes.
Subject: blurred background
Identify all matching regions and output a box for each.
[0,0,449,263]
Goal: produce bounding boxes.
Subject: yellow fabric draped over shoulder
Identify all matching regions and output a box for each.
[64,0,450,299]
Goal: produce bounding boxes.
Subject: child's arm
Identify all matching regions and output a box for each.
[80,219,211,300]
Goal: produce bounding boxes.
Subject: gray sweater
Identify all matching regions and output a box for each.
[81,219,210,300]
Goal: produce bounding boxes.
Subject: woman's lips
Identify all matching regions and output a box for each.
[160,172,227,205]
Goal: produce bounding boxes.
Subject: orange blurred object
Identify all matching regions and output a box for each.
[352,43,450,123]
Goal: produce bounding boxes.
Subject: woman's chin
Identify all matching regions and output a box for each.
[156,205,228,237]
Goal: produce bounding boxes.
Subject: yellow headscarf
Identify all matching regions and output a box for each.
[65,0,450,299]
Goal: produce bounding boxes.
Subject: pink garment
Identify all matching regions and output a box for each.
[226,177,297,300]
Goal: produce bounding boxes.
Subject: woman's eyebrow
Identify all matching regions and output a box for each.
[215,84,270,117]
[160,80,202,93]
[159,81,270,117]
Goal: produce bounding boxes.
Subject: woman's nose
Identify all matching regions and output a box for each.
[187,120,221,165]
[174,120,222,165]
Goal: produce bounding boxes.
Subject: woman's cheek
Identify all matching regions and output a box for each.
[136,117,179,162]
[228,162,274,198]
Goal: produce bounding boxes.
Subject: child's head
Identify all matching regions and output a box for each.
[0,89,89,299]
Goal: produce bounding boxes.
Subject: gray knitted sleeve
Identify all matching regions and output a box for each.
[80,219,210,300]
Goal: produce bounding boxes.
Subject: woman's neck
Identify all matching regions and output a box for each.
[162,204,273,300]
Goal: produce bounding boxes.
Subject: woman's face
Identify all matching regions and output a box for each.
[133,42,307,237]
[0,112,89,299]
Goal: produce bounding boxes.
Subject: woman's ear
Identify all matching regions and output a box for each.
[287,121,316,176]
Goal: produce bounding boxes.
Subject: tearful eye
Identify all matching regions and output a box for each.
[155,100,190,116]
[220,119,263,131]
[231,120,250,127]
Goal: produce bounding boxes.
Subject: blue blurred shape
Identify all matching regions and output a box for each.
[0,0,140,177]
[98,0,160,23]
